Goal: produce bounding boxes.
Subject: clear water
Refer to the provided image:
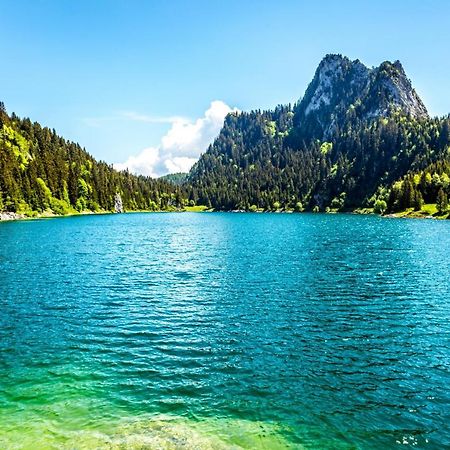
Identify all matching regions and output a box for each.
[0,213,449,449]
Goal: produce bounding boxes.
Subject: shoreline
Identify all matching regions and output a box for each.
[0,210,112,222]
[1,207,449,223]
[0,207,212,223]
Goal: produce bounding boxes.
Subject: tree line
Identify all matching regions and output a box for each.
[1,100,449,218]
[0,103,184,216]
[188,102,450,215]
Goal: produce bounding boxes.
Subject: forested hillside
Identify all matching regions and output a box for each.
[188,55,450,216]
[0,103,184,217]
[2,54,450,219]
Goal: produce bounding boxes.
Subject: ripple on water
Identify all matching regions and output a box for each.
[0,213,449,448]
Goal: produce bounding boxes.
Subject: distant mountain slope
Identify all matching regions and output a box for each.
[188,55,450,214]
[159,172,188,186]
[0,103,184,216]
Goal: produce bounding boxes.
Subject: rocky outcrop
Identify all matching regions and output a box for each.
[0,212,24,221]
[114,193,124,213]
[367,60,428,118]
[303,55,370,117]
[294,54,428,140]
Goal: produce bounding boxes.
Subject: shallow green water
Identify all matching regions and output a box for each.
[0,213,449,449]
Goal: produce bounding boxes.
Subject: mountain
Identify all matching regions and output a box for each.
[188,55,450,215]
[292,54,428,142]
[1,54,449,219]
[0,103,185,217]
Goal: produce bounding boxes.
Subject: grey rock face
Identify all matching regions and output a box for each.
[369,60,428,118]
[304,55,370,117]
[295,54,428,140]
[0,212,24,221]
[114,193,124,213]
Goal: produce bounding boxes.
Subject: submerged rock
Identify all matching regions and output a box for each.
[114,193,124,213]
[0,414,296,449]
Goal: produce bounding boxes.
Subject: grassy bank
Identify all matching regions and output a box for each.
[355,204,449,220]
[386,203,449,219]
[2,203,449,222]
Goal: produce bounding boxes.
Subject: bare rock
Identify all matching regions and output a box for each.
[114,193,124,213]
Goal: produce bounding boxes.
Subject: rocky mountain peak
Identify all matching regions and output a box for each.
[303,54,370,117]
[369,60,428,119]
[294,55,428,141]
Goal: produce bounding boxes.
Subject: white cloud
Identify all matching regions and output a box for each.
[120,111,187,124]
[82,112,187,127]
[164,156,198,174]
[114,147,161,178]
[114,100,238,177]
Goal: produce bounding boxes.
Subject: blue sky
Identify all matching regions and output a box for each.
[1,0,449,175]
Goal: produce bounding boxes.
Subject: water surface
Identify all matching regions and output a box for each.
[0,213,449,448]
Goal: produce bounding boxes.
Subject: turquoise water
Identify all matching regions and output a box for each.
[0,213,449,449]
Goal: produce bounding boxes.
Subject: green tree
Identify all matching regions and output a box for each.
[373,199,387,215]
[413,191,423,211]
[436,188,448,214]
[294,201,303,212]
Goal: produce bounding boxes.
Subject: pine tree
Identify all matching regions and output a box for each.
[436,188,448,214]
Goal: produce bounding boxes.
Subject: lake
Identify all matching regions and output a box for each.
[0,213,449,449]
